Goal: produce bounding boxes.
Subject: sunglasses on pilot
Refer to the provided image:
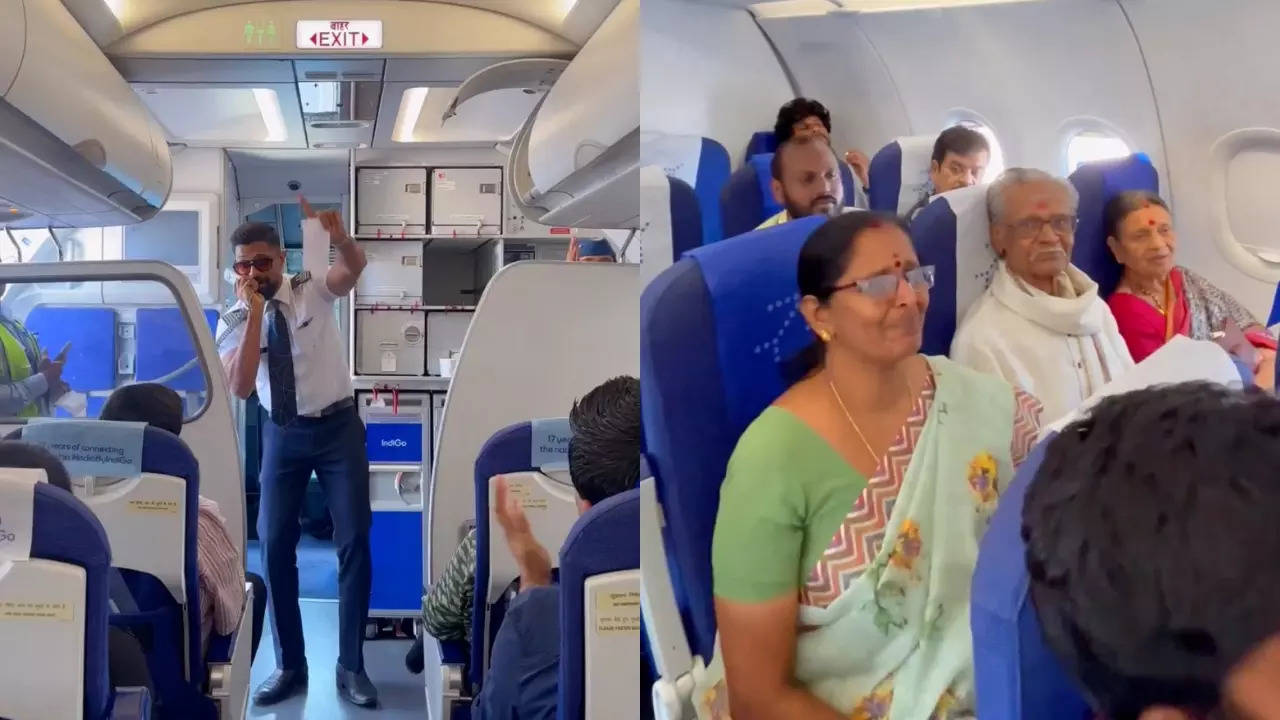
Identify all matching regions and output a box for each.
[828,265,936,300]
[232,256,274,276]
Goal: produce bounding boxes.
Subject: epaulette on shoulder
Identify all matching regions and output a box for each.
[291,271,312,289]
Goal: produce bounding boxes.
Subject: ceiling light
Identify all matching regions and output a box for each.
[103,0,125,20]
[841,0,1040,11]
[252,88,288,143]
[392,87,430,143]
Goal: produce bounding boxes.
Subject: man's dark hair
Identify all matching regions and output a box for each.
[931,125,990,166]
[773,98,832,144]
[567,376,640,506]
[230,222,282,250]
[1024,383,1280,719]
[101,383,184,437]
[0,441,72,492]
[770,135,837,182]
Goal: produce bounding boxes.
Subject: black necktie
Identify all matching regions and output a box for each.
[266,301,298,425]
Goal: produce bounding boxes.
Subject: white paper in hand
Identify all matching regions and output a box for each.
[1041,335,1243,438]
[302,217,330,276]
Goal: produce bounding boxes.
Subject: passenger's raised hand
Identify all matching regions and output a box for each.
[494,476,553,589]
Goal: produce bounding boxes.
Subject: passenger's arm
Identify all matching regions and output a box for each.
[494,477,553,590]
[196,499,247,636]
[221,280,264,400]
[422,529,476,641]
[716,594,845,720]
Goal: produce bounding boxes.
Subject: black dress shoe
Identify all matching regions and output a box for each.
[336,664,379,708]
[253,668,308,706]
[405,635,424,675]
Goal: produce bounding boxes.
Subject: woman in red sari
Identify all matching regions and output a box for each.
[1104,190,1276,388]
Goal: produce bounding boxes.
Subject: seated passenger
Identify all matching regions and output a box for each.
[99,383,265,662]
[0,440,154,692]
[1025,382,1280,720]
[701,211,1042,720]
[1104,190,1276,387]
[756,135,846,230]
[773,97,870,191]
[903,126,991,222]
[475,375,641,720]
[951,168,1134,425]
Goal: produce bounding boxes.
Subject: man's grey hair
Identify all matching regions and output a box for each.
[986,167,1080,225]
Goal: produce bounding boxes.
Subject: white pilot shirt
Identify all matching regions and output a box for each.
[215,271,351,417]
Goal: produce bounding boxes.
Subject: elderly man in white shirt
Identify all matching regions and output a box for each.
[215,197,377,709]
[951,168,1134,424]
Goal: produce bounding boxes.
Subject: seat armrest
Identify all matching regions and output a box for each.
[110,687,151,720]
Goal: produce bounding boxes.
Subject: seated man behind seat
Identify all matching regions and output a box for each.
[99,382,265,663]
[0,440,154,692]
[952,168,1134,424]
[773,97,870,191]
[903,125,990,222]
[476,375,641,720]
[1025,383,1280,720]
[756,135,847,230]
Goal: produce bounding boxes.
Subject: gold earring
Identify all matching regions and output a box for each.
[818,329,832,343]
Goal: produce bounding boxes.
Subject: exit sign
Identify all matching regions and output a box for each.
[296,20,383,49]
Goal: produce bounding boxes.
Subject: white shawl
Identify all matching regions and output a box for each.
[950,262,1135,425]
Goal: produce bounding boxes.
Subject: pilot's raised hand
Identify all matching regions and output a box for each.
[494,476,553,589]
[236,276,265,313]
[299,195,351,247]
[565,237,581,262]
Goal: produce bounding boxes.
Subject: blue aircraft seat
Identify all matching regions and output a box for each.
[134,308,219,393]
[972,433,1091,720]
[719,153,859,241]
[867,135,939,215]
[24,305,117,398]
[909,183,999,356]
[10,422,222,720]
[0,471,113,720]
[1068,153,1160,298]
[641,134,729,246]
[744,130,777,161]
[468,419,577,697]
[558,487,640,720]
[640,215,826,660]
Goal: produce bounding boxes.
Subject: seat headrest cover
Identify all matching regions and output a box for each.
[869,135,937,214]
[22,419,147,478]
[972,433,1091,719]
[688,216,828,430]
[0,470,43,560]
[530,417,572,470]
[911,183,998,355]
[1069,153,1160,298]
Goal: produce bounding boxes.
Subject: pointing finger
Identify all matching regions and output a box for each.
[298,195,315,219]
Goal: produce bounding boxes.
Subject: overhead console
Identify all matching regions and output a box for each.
[506,0,639,230]
[0,0,172,228]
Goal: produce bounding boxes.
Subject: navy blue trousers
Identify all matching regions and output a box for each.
[259,405,371,672]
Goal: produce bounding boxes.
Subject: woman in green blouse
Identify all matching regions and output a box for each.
[696,212,1042,720]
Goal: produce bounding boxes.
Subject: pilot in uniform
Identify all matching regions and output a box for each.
[215,206,377,709]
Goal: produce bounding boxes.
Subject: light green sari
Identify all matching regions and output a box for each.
[699,356,1038,720]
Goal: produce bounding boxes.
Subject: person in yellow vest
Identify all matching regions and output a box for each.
[0,313,68,417]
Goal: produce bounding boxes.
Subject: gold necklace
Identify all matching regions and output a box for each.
[828,371,914,465]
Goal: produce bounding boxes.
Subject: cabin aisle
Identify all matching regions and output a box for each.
[249,600,424,718]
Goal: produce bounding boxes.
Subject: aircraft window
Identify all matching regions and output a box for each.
[0,277,214,423]
[1065,132,1131,174]
[948,119,1005,178]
